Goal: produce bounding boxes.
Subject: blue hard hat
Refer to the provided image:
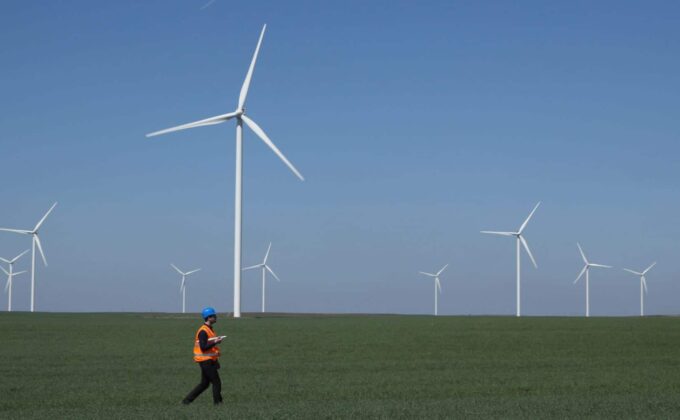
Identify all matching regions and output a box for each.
[201,307,217,320]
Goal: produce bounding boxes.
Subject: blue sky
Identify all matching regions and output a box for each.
[1,0,678,315]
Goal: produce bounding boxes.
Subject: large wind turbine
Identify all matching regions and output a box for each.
[419,264,448,316]
[147,25,304,318]
[243,242,281,313]
[0,250,29,311]
[623,262,656,317]
[573,243,611,317]
[481,202,540,317]
[0,202,57,312]
[171,264,201,314]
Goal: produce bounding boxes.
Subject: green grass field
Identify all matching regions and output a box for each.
[1,313,679,419]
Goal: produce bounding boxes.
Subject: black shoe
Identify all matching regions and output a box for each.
[182,399,191,405]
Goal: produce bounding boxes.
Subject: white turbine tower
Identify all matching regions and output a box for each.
[623,262,656,317]
[171,264,201,314]
[481,202,540,317]
[147,25,304,318]
[573,243,611,317]
[0,250,29,311]
[243,242,281,313]
[419,264,448,316]
[0,202,57,312]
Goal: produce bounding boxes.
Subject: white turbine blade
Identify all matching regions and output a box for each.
[590,263,611,269]
[0,228,32,235]
[238,24,267,110]
[4,278,9,293]
[180,278,185,292]
[170,264,184,275]
[266,265,281,282]
[13,270,27,276]
[263,242,272,264]
[518,202,541,234]
[34,202,57,231]
[436,278,442,293]
[574,266,587,284]
[11,249,30,264]
[623,268,643,276]
[146,112,238,138]
[242,264,263,271]
[419,271,436,277]
[480,231,514,237]
[643,262,657,275]
[642,277,648,293]
[0,266,8,276]
[185,268,201,276]
[436,264,449,276]
[241,115,305,181]
[34,235,47,266]
[0,257,9,264]
[520,236,537,268]
[576,243,588,265]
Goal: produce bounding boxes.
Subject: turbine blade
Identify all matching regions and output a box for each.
[590,264,611,269]
[574,266,587,284]
[242,264,263,271]
[170,264,184,275]
[0,228,32,235]
[518,202,541,233]
[4,278,9,293]
[623,268,642,276]
[263,242,272,264]
[185,268,201,276]
[146,112,238,138]
[436,278,442,293]
[180,278,185,292]
[480,231,514,236]
[0,257,9,264]
[34,235,47,266]
[34,202,58,231]
[576,243,588,265]
[436,264,449,276]
[419,271,436,277]
[241,115,305,181]
[238,24,267,110]
[520,236,537,268]
[13,270,27,276]
[11,249,30,264]
[643,262,657,275]
[266,265,281,282]
[642,277,648,293]
[0,266,8,276]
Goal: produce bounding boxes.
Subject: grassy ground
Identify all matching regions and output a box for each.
[0,313,679,419]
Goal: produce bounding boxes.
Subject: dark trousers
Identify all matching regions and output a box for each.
[184,360,222,404]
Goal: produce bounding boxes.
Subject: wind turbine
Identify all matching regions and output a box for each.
[573,243,612,317]
[481,202,540,317]
[243,242,281,313]
[419,264,448,316]
[0,202,57,312]
[0,249,29,311]
[623,262,656,317]
[147,25,304,318]
[171,264,201,314]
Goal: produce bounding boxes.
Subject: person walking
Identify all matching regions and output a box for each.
[182,307,224,405]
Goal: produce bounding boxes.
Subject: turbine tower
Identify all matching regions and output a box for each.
[147,25,304,318]
[0,249,29,311]
[0,202,57,312]
[481,202,540,317]
[419,264,448,316]
[243,242,281,313]
[573,243,611,317]
[623,262,656,317]
[171,264,201,314]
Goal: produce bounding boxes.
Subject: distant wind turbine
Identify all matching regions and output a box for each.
[0,249,29,311]
[0,202,57,312]
[243,242,281,313]
[623,262,656,317]
[419,264,448,316]
[573,243,611,317]
[147,25,304,318]
[481,202,540,317]
[171,264,201,314]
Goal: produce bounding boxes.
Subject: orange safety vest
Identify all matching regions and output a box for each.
[193,324,221,362]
